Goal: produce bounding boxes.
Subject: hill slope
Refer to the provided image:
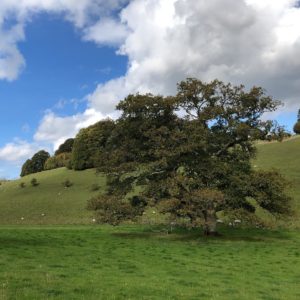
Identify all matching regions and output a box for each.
[255,136,300,226]
[0,136,299,225]
[0,168,106,224]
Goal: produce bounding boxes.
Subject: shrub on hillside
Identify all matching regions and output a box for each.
[62,179,73,188]
[90,183,100,191]
[31,178,39,187]
[19,182,26,188]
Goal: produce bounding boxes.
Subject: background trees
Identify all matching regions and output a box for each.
[44,153,72,170]
[72,119,115,170]
[20,150,50,177]
[54,138,74,156]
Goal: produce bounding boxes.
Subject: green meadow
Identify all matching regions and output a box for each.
[0,225,299,300]
[0,137,300,299]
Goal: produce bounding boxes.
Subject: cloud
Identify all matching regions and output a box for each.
[34,108,105,150]
[83,17,128,46]
[0,140,40,163]
[0,107,106,167]
[87,0,300,115]
[0,24,25,80]
[2,0,300,176]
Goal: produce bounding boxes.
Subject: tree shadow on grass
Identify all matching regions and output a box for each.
[112,226,293,243]
[0,236,60,249]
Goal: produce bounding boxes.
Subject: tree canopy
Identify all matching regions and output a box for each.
[88,79,291,235]
[20,150,50,177]
[55,138,74,156]
[72,119,115,170]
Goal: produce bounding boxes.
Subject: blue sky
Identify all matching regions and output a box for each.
[0,13,127,145]
[0,0,300,179]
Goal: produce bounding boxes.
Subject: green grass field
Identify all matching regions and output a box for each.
[0,225,299,300]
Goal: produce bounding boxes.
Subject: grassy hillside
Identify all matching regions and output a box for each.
[0,136,299,226]
[0,168,106,225]
[255,136,300,226]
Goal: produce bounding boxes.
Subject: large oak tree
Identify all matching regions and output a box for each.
[89,79,291,235]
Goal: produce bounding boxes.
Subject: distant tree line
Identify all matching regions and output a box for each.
[21,150,50,177]
[20,139,74,177]
[20,78,292,235]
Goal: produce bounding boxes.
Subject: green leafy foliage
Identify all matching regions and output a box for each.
[54,138,74,156]
[20,150,50,177]
[87,195,144,225]
[248,170,291,214]
[44,153,72,170]
[72,119,115,170]
[91,79,290,234]
[90,183,100,191]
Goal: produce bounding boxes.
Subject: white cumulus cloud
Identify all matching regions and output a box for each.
[2,0,300,169]
[83,17,129,46]
[34,108,106,150]
[0,140,40,162]
[88,0,300,115]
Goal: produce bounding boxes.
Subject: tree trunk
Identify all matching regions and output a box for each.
[203,209,219,236]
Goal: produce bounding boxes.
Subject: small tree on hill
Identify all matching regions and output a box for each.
[89,79,291,235]
[31,178,39,187]
[19,182,26,188]
[62,179,73,188]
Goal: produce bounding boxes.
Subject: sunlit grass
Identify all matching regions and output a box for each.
[255,136,300,227]
[0,225,299,300]
[0,168,106,225]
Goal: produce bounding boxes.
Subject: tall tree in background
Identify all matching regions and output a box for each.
[72,119,115,170]
[20,150,50,177]
[55,138,74,156]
